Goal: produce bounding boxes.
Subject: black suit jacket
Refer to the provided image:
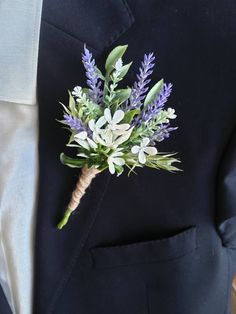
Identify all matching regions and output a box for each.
[1,1,236,313]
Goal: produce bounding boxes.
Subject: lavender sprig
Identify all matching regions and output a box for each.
[155,82,173,110]
[127,53,155,110]
[150,124,178,144]
[137,83,173,125]
[82,45,103,104]
[62,114,87,133]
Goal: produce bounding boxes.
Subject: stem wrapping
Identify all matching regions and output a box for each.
[57,166,100,229]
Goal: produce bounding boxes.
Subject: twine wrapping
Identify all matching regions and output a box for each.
[57,166,101,229]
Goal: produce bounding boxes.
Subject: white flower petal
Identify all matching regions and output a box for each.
[74,131,87,140]
[104,108,112,124]
[76,153,88,158]
[103,129,113,146]
[96,116,107,128]
[138,150,146,164]
[113,157,125,166]
[142,137,150,146]
[115,123,130,130]
[113,110,124,124]
[113,129,129,136]
[131,145,140,154]
[144,146,157,155]
[113,127,134,147]
[93,133,107,146]
[76,139,90,150]
[87,137,98,149]
[108,159,115,174]
[112,151,124,157]
[88,119,95,131]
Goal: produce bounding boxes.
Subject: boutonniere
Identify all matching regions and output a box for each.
[57,44,181,229]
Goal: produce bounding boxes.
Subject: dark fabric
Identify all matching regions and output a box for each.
[0,286,12,314]
[217,127,236,249]
[91,226,197,269]
[2,0,236,313]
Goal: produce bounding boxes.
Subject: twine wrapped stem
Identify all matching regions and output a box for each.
[57,166,101,229]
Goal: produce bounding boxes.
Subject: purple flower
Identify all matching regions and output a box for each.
[62,114,87,133]
[82,45,103,104]
[150,124,178,143]
[135,83,173,125]
[127,53,155,109]
[155,83,173,111]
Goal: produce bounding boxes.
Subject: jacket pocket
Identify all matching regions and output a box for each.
[42,0,134,52]
[90,226,197,269]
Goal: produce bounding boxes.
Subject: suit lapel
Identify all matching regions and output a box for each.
[33,1,134,313]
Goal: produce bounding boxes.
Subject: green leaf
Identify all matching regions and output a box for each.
[96,67,105,80]
[118,62,133,79]
[114,164,124,176]
[122,108,140,123]
[68,91,77,116]
[82,88,90,95]
[60,153,85,168]
[67,132,76,145]
[59,101,70,115]
[105,45,128,76]
[78,107,83,118]
[113,88,132,105]
[144,79,164,107]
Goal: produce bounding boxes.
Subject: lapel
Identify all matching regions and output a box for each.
[33,1,134,313]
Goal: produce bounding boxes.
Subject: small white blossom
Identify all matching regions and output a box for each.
[102,108,130,146]
[88,116,106,142]
[131,137,157,164]
[114,58,123,71]
[167,108,177,119]
[107,149,125,175]
[72,86,83,99]
[74,131,97,150]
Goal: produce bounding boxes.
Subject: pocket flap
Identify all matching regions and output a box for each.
[90,226,197,269]
[42,0,134,51]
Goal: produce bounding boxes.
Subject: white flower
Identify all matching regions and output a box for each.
[114,58,123,71]
[86,109,133,149]
[167,108,177,119]
[71,86,82,99]
[74,131,97,150]
[131,137,157,164]
[104,108,130,133]
[88,116,106,142]
[102,108,130,146]
[107,149,125,174]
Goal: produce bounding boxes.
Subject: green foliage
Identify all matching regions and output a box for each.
[118,61,133,79]
[144,79,164,107]
[105,45,128,77]
[68,91,78,116]
[113,88,132,105]
[145,153,182,172]
[60,153,84,168]
[122,109,140,124]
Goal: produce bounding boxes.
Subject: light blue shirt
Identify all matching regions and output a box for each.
[0,1,42,313]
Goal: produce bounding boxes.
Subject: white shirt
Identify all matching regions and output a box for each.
[0,1,43,313]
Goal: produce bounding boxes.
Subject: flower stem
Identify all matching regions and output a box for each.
[57,208,73,229]
[57,166,101,230]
